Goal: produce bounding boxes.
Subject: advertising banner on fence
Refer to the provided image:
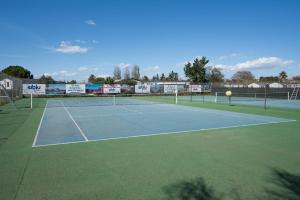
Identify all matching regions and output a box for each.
[66,84,86,94]
[22,84,46,95]
[190,85,202,93]
[150,84,164,93]
[135,84,151,93]
[103,84,121,93]
[86,83,103,94]
[164,85,177,94]
[46,84,66,95]
[121,84,134,94]
[177,84,188,93]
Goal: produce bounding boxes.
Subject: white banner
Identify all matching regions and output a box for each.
[135,84,150,93]
[22,84,46,95]
[190,85,202,93]
[103,84,121,93]
[66,84,86,94]
[164,85,177,94]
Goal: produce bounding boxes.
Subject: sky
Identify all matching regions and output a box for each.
[0,0,300,81]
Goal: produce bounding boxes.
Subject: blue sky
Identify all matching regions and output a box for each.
[0,0,299,81]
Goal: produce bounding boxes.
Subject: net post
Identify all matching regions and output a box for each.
[264,85,267,110]
[175,90,178,104]
[214,92,217,102]
[31,93,33,109]
[288,91,290,101]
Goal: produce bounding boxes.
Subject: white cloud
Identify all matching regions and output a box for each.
[78,66,89,72]
[142,65,160,76]
[215,57,294,72]
[41,66,101,80]
[75,39,87,44]
[218,53,240,60]
[78,66,99,72]
[117,63,131,69]
[55,41,88,54]
[75,39,98,44]
[44,70,77,78]
[218,56,227,60]
[214,64,228,70]
[85,19,96,26]
[232,57,294,71]
[96,74,110,78]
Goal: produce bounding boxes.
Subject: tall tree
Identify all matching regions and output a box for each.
[279,71,288,82]
[131,65,140,80]
[2,65,33,79]
[38,75,55,84]
[94,77,105,83]
[160,73,166,81]
[207,67,224,82]
[142,76,149,81]
[124,67,130,80]
[88,74,96,83]
[259,76,279,82]
[104,77,114,84]
[232,71,255,83]
[113,66,121,80]
[184,57,209,83]
[152,75,157,81]
[167,70,179,81]
[67,80,77,84]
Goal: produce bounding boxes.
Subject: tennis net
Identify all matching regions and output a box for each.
[28,93,178,108]
[215,92,290,102]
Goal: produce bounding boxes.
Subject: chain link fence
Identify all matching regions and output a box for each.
[0,72,23,106]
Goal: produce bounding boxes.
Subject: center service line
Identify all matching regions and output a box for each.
[60,101,89,141]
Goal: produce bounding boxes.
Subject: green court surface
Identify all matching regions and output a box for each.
[0,98,300,200]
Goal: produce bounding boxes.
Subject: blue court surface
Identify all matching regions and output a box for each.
[33,99,293,147]
[179,95,300,109]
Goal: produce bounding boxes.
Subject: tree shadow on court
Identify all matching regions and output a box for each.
[162,177,223,200]
[162,169,300,200]
[263,168,300,200]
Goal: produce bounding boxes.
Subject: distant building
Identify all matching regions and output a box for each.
[269,82,283,88]
[0,78,13,90]
[224,84,246,88]
[248,83,261,88]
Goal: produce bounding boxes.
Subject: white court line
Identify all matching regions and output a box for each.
[32,102,48,147]
[33,119,296,148]
[60,101,88,142]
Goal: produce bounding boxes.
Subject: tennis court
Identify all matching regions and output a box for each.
[33,97,293,147]
[179,93,300,109]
